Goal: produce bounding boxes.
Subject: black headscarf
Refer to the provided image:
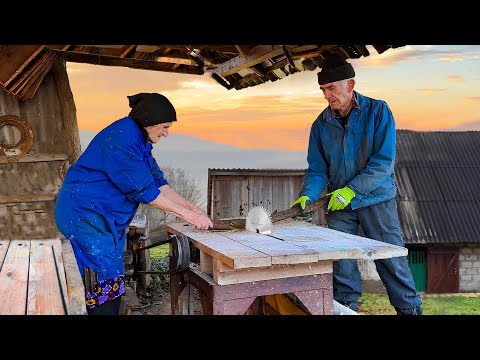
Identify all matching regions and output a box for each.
[128,93,177,126]
[317,53,355,85]
[127,93,177,141]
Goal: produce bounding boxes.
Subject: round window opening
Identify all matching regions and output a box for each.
[0,115,34,156]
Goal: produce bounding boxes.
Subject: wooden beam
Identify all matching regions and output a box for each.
[0,194,56,203]
[61,238,87,315]
[235,45,251,58]
[211,73,233,90]
[289,45,338,60]
[213,259,332,285]
[154,56,194,66]
[210,45,295,77]
[0,153,68,164]
[120,45,136,58]
[52,51,204,75]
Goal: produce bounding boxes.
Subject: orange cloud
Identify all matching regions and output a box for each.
[464,97,480,103]
[444,74,465,83]
[416,88,446,94]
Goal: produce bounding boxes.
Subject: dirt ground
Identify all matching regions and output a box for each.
[127,284,202,315]
[124,257,202,315]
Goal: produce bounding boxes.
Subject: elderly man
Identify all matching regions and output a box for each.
[291,53,423,315]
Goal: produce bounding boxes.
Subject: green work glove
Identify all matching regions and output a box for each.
[327,187,355,211]
[291,195,310,211]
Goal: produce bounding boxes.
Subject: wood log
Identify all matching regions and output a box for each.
[210,195,329,231]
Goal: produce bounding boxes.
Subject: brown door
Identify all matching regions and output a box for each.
[426,247,459,293]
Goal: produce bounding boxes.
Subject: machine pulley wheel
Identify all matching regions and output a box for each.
[170,234,190,272]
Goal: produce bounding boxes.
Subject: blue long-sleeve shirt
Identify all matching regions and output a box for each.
[55,116,168,280]
[301,91,397,210]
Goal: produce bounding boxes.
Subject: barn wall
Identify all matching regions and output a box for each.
[0,58,81,239]
[208,170,327,225]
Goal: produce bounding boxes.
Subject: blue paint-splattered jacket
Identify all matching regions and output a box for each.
[301,91,397,210]
[55,117,168,281]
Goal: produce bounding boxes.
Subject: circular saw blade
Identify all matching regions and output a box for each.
[245,206,273,234]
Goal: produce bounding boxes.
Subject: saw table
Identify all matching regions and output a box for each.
[0,238,87,315]
[166,219,408,315]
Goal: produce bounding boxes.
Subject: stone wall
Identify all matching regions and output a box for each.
[459,245,480,293]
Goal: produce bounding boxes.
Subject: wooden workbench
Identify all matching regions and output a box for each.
[0,238,87,315]
[166,219,408,315]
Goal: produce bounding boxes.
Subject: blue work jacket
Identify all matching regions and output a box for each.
[301,91,397,210]
[55,117,168,281]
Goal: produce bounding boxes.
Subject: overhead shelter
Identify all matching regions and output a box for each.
[0,44,404,100]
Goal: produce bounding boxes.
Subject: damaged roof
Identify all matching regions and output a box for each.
[0,44,404,100]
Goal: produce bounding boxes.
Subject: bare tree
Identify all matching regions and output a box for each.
[135,166,205,231]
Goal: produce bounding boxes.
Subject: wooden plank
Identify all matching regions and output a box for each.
[271,221,407,260]
[199,250,213,274]
[26,240,66,315]
[0,240,10,268]
[213,259,332,285]
[0,45,44,86]
[221,231,319,265]
[52,239,71,314]
[11,52,56,99]
[275,220,396,249]
[61,238,87,315]
[5,49,50,93]
[16,52,57,100]
[241,178,249,217]
[0,240,31,314]
[166,223,271,269]
[0,153,68,164]
[0,199,59,240]
[0,156,68,198]
[0,194,56,203]
[209,170,306,177]
[267,177,273,213]
[211,45,295,77]
[51,51,204,75]
[179,284,195,315]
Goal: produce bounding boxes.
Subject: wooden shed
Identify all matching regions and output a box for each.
[207,168,327,226]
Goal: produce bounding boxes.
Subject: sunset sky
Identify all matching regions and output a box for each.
[68,45,480,152]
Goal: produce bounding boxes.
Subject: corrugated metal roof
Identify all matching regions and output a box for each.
[396,130,480,245]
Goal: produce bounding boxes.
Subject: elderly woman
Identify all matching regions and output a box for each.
[55,93,212,315]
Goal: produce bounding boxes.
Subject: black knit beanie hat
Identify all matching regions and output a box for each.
[317,53,355,85]
[128,93,177,126]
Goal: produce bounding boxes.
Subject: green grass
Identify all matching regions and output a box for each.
[147,247,480,315]
[359,293,480,315]
[148,244,171,290]
[150,244,169,259]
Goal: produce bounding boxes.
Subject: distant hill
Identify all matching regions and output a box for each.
[441,120,480,131]
[80,130,307,203]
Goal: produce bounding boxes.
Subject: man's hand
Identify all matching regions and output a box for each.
[291,196,311,212]
[327,187,355,211]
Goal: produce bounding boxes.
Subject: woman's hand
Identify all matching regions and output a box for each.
[184,210,213,230]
